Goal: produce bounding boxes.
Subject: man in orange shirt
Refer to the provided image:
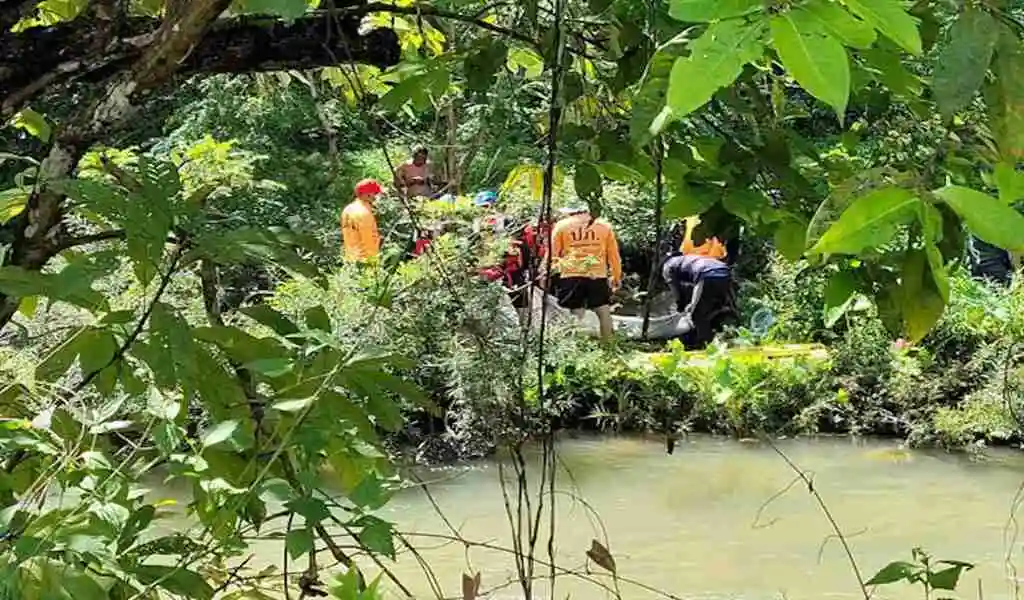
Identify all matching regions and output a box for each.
[549,206,622,339]
[341,179,382,263]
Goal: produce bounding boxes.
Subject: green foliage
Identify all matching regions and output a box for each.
[8,0,1024,594]
[935,185,1024,251]
[810,187,918,255]
[668,0,762,23]
[867,548,973,595]
[0,152,413,598]
[932,7,998,120]
[771,10,850,119]
[663,19,767,125]
[843,0,922,54]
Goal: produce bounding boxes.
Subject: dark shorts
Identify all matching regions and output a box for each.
[555,277,611,310]
[675,276,737,348]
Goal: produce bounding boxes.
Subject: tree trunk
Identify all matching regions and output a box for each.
[0,1,402,333]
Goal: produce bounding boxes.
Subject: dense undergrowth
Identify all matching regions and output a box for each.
[253,239,1024,460]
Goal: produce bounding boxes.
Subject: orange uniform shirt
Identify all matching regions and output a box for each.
[340,199,380,261]
[682,236,727,259]
[550,214,622,282]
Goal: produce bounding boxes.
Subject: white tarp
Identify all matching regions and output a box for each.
[501,287,693,341]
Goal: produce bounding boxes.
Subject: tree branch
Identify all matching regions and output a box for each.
[354,2,539,48]
[77,243,184,391]
[1,9,400,118]
[57,228,126,250]
[0,0,238,331]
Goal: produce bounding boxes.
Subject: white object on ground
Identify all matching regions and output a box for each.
[500,288,693,340]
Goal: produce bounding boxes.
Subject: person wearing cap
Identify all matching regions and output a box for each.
[472,191,539,324]
[472,191,506,234]
[548,205,622,339]
[394,146,434,199]
[341,179,382,262]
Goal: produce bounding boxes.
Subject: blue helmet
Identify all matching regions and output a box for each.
[474,190,498,206]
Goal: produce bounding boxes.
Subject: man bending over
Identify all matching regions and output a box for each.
[662,253,736,349]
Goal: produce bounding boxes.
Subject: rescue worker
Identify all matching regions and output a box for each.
[549,205,622,339]
[661,252,736,349]
[473,191,539,325]
[341,179,382,263]
[393,146,435,199]
[538,206,582,291]
[968,235,1013,286]
[680,215,728,259]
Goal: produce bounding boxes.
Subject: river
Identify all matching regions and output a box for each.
[163,435,1024,599]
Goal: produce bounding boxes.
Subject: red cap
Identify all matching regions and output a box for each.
[355,179,383,197]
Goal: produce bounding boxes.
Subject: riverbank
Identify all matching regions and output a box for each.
[263,262,1024,465]
[391,336,1023,465]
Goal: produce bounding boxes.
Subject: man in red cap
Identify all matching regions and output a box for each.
[341,179,382,262]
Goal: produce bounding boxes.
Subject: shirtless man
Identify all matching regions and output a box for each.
[393,147,434,199]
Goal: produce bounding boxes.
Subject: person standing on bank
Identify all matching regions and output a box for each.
[661,252,736,348]
[341,179,382,263]
[393,146,434,199]
[549,206,622,339]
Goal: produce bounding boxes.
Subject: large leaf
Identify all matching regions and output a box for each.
[811,187,920,255]
[240,304,299,336]
[994,163,1024,204]
[632,43,689,144]
[866,560,918,585]
[932,6,998,119]
[574,163,603,203]
[664,19,767,123]
[803,0,876,49]
[286,527,315,560]
[59,173,172,287]
[771,11,850,119]
[132,565,214,600]
[774,219,808,261]
[919,204,951,302]
[807,170,891,247]
[0,187,29,223]
[900,249,945,342]
[201,420,240,449]
[668,0,762,22]
[10,108,51,142]
[465,40,508,93]
[934,185,1024,251]
[0,266,107,313]
[842,0,922,55]
[356,515,396,559]
[664,182,719,219]
[823,271,858,328]
[860,46,923,98]
[506,47,544,79]
[985,27,1024,160]
[928,561,974,591]
[77,329,118,381]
